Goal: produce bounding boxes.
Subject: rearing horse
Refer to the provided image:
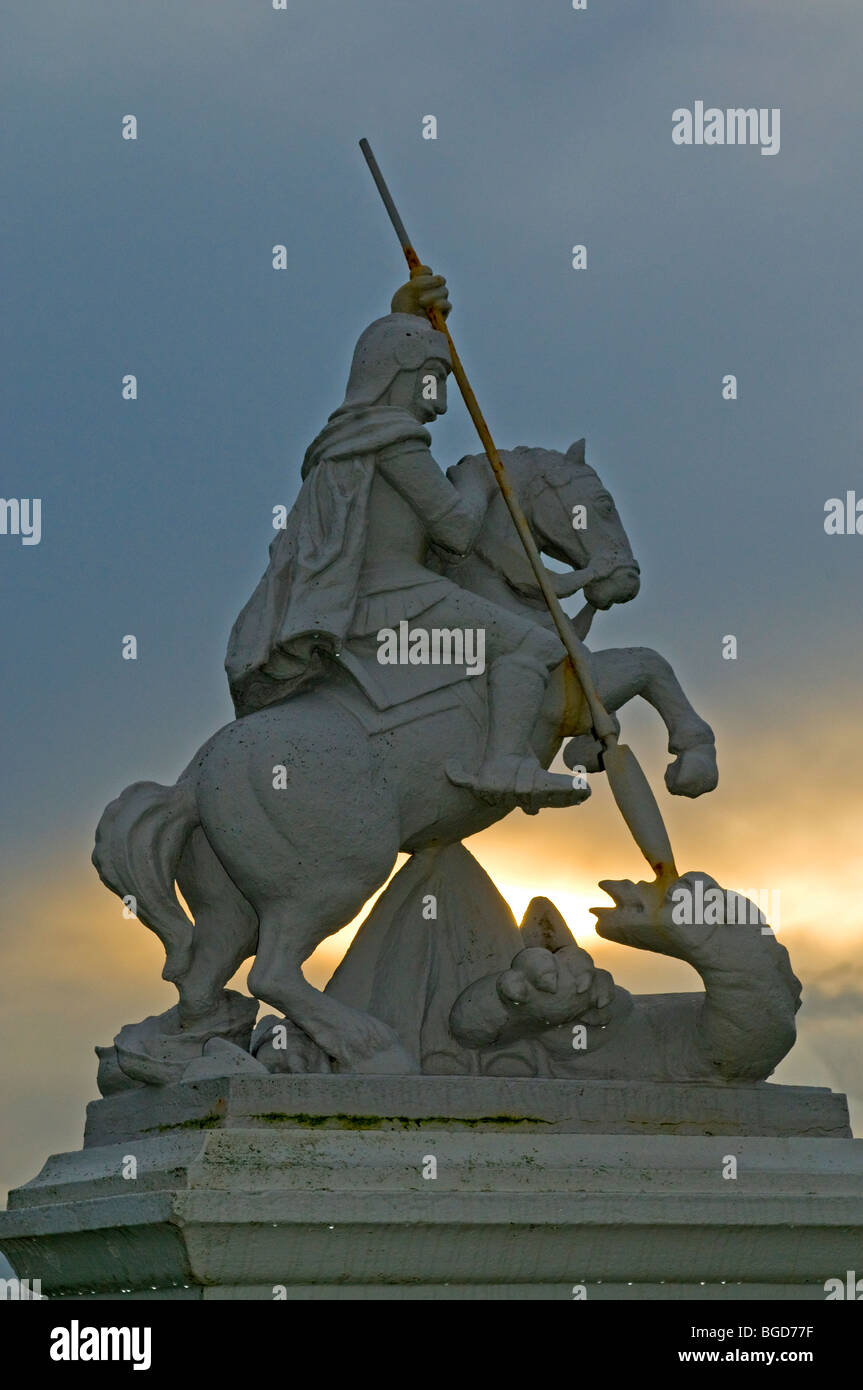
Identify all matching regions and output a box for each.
[93,442,717,1072]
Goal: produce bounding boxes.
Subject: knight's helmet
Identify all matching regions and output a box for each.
[335,313,451,411]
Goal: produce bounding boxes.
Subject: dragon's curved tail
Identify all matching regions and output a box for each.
[92,779,198,983]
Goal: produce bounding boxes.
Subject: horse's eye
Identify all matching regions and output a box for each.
[594,496,614,517]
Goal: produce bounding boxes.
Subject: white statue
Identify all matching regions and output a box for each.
[91,272,775,1088]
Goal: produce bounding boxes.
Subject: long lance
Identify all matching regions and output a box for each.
[359,138,677,889]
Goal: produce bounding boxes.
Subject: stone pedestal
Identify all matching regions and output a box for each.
[1,1076,860,1300]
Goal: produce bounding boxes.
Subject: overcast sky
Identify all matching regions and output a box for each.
[2,0,862,1226]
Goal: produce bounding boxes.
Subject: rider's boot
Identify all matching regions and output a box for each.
[447,652,592,813]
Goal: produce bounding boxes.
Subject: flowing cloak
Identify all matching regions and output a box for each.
[226,404,432,718]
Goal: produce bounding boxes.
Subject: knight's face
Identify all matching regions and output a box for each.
[385,360,448,421]
[412,359,448,421]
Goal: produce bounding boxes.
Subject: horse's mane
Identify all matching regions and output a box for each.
[440,441,600,604]
[449,440,597,502]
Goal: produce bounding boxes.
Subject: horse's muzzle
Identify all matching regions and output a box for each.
[584,564,641,609]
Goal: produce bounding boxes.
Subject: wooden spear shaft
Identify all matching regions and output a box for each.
[359,138,677,883]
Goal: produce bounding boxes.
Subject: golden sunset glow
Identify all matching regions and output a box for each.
[2,700,861,1204]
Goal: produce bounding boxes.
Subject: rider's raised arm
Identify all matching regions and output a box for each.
[377,441,495,555]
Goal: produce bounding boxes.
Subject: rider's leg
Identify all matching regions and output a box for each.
[461,627,589,806]
[418,588,589,808]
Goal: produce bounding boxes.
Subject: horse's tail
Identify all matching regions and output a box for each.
[92,778,199,983]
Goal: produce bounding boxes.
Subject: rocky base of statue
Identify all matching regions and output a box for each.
[94,845,803,1090]
[0,1073,860,1300]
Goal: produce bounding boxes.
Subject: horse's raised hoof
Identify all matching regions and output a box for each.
[665,742,718,798]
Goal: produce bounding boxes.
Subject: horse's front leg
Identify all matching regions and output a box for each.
[563,646,718,798]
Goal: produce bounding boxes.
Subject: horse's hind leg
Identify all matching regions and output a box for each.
[247,880,418,1074]
[174,827,259,1024]
[193,701,416,1070]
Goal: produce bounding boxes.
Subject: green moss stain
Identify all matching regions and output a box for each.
[143,1110,552,1134]
[249,1112,550,1130]
[149,1112,224,1132]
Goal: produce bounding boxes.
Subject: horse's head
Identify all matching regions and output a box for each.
[459,439,640,610]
